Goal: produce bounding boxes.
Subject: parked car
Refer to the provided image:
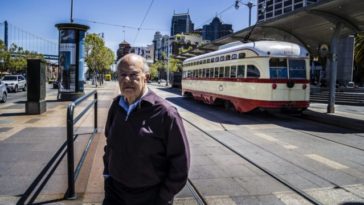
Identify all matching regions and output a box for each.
[1,75,27,92]
[346,81,355,88]
[0,80,8,103]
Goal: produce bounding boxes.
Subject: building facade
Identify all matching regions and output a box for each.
[257,0,319,22]
[116,40,131,61]
[171,12,194,36]
[202,17,233,41]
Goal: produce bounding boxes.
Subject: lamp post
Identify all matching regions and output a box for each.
[235,0,256,27]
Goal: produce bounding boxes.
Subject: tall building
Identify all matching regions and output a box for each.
[257,0,319,22]
[171,12,194,36]
[202,17,233,41]
[116,40,131,61]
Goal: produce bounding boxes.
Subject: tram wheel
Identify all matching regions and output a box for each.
[224,101,236,112]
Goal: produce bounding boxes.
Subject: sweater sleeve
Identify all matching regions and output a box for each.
[103,100,116,176]
[158,108,190,202]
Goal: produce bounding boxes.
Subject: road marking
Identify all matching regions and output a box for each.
[305,154,348,169]
[283,144,298,149]
[255,133,278,142]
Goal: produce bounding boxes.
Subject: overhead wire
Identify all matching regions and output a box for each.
[133,0,155,44]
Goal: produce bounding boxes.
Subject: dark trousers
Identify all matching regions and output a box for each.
[103,177,172,205]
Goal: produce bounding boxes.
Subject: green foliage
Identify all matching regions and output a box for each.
[354,33,364,81]
[168,56,182,72]
[85,33,115,74]
[0,40,43,74]
[149,61,164,79]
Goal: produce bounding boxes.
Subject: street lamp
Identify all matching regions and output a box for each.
[235,0,256,27]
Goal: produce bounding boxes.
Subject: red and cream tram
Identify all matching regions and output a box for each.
[181,41,310,112]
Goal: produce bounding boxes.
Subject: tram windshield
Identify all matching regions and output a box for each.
[269,58,306,79]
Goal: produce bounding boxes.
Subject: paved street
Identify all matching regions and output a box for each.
[0,81,364,205]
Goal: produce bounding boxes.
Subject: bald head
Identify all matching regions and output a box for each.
[117,53,149,74]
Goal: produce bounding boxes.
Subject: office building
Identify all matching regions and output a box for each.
[171,12,194,36]
[257,0,319,22]
[202,17,233,41]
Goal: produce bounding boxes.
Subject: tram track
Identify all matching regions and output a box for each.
[180,110,364,204]
[268,112,364,152]
[182,117,323,205]
[157,86,364,203]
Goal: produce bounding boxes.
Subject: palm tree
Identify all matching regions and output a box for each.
[354,32,364,83]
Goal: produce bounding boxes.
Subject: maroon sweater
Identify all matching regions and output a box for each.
[103,90,190,202]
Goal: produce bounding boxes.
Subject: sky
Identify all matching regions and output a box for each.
[0,0,258,54]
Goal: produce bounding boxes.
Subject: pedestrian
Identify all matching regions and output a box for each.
[103,53,190,205]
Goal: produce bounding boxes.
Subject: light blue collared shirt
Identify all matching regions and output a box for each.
[118,88,148,121]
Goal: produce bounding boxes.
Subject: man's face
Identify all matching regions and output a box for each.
[118,56,147,103]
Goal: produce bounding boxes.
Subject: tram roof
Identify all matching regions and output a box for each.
[178,0,364,59]
[183,41,309,63]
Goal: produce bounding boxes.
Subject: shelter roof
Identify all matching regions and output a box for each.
[178,0,364,59]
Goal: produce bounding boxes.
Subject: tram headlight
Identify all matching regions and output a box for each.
[302,84,307,89]
[272,83,277,89]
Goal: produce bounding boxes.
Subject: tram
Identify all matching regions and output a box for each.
[181,41,310,113]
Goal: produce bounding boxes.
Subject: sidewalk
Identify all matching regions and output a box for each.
[0,81,119,205]
[1,83,363,205]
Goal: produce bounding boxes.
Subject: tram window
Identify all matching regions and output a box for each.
[225,66,230,78]
[238,53,246,59]
[230,66,237,78]
[203,60,207,64]
[219,67,224,77]
[225,55,231,61]
[205,68,210,78]
[210,68,214,78]
[232,54,237,60]
[211,58,215,63]
[220,56,225,61]
[215,57,219,62]
[247,65,260,78]
[200,60,203,65]
[270,58,288,79]
[207,59,211,63]
[237,65,245,78]
[198,69,203,78]
[214,67,219,77]
[289,59,306,79]
[193,70,197,78]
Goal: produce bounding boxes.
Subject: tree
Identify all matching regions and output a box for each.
[168,55,182,72]
[0,42,43,74]
[354,32,364,82]
[85,33,115,75]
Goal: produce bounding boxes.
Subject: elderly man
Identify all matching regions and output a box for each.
[103,54,190,205]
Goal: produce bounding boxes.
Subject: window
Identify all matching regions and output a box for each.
[203,60,207,64]
[215,57,219,62]
[269,58,288,79]
[219,67,224,77]
[237,65,245,78]
[210,68,214,78]
[211,58,215,63]
[225,55,231,61]
[202,69,206,77]
[206,68,210,78]
[220,56,225,61]
[207,59,211,63]
[225,66,230,78]
[193,70,197,78]
[238,53,246,59]
[230,66,237,78]
[247,65,260,78]
[198,69,202,78]
[214,67,219,77]
[289,59,306,79]
[232,54,237,59]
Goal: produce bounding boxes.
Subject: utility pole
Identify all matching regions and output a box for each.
[70,0,74,23]
[235,0,256,27]
[4,21,8,50]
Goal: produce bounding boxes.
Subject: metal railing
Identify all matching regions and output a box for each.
[17,90,98,204]
[66,90,98,199]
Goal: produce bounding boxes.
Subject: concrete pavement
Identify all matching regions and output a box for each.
[1,82,363,205]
